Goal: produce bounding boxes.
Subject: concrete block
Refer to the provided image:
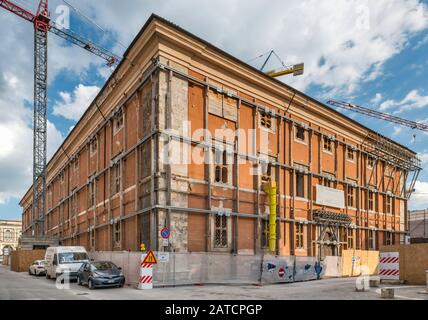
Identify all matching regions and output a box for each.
[381,288,394,299]
[369,278,380,287]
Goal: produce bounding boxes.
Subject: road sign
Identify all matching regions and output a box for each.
[162,239,169,247]
[379,252,399,280]
[143,249,158,264]
[161,227,170,239]
[157,252,170,263]
[278,267,285,278]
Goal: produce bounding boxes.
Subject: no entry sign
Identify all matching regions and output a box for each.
[278,267,285,278]
[161,227,170,239]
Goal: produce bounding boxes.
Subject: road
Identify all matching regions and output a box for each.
[1,265,427,300]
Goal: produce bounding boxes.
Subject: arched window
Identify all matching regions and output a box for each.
[5,230,12,241]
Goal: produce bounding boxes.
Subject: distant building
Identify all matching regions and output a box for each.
[0,220,22,255]
[409,209,428,243]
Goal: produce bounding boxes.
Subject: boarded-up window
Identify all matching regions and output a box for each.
[214,215,228,248]
[110,162,121,195]
[261,218,268,248]
[323,137,332,152]
[386,195,392,214]
[347,185,355,207]
[346,228,354,249]
[295,126,305,141]
[214,146,230,184]
[113,109,124,133]
[368,191,374,211]
[296,172,305,198]
[88,180,95,208]
[295,223,304,249]
[114,221,121,245]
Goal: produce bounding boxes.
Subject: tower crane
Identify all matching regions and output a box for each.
[0,0,121,236]
[326,100,428,132]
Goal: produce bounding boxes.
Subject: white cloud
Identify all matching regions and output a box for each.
[378,89,428,112]
[73,0,428,96]
[53,84,100,121]
[409,180,428,210]
[371,93,383,104]
[392,126,403,137]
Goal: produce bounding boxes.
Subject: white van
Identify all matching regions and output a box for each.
[45,246,90,280]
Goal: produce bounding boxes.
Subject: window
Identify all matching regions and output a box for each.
[74,156,79,171]
[71,190,78,216]
[295,223,304,249]
[347,147,354,161]
[214,148,229,184]
[346,229,354,249]
[368,191,374,211]
[260,110,272,129]
[386,196,392,214]
[110,162,121,195]
[347,185,355,207]
[88,180,95,208]
[323,137,332,152]
[296,172,305,198]
[368,156,375,169]
[90,137,98,155]
[4,230,12,241]
[114,221,121,245]
[369,229,376,250]
[261,218,268,248]
[323,178,332,188]
[385,231,394,246]
[214,215,228,248]
[295,126,305,141]
[114,109,124,133]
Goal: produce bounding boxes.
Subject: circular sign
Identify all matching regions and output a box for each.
[160,227,170,239]
[278,267,285,278]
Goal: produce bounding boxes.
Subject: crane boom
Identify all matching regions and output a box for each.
[0,0,120,236]
[326,100,428,132]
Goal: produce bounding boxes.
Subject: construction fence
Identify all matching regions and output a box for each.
[89,251,324,287]
[322,250,380,278]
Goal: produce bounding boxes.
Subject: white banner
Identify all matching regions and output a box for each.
[315,185,345,209]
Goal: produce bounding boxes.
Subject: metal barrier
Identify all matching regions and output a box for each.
[89,251,324,287]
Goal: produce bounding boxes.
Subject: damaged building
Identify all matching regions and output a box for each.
[20,14,421,259]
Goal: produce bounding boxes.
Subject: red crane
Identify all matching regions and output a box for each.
[0,0,120,236]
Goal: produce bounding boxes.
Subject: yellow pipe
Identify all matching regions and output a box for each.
[264,181,277,253]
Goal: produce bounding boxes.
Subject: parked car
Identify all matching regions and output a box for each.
[28,260,47,276]
[44,246,90,280]
[78,261,125,289]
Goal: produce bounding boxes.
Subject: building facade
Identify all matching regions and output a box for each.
[20,15,420,258]
[0,220,22,255]
[409,209,428,243]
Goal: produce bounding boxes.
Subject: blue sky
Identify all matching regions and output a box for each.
[0,0,427,220]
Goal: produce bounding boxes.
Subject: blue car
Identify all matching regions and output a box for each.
[77,261,125,289]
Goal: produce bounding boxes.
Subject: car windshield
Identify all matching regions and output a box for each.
[58,252,89,264]
[92,262,118,271]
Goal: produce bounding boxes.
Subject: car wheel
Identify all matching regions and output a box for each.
[77,276,82,286]
[46,272,50,279]
[88,279,94,290]
[28,269,32,275]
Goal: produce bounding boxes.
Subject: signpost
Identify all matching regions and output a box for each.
[138,249,157,290]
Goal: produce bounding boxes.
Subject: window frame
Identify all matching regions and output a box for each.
[296,172,306,198]
[295,223,304,249]
[214,214,228,249]
[295,125,306,142]
[113,109,124,134]
[323,136,333,153]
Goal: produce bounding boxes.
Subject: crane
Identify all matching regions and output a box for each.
[0,0,120,236]
[326,100,428,132]
[259,50,304,78]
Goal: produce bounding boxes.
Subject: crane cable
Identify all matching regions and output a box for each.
[61,0,128,50]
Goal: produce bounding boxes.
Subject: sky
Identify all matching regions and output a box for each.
[0,0,427,220]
